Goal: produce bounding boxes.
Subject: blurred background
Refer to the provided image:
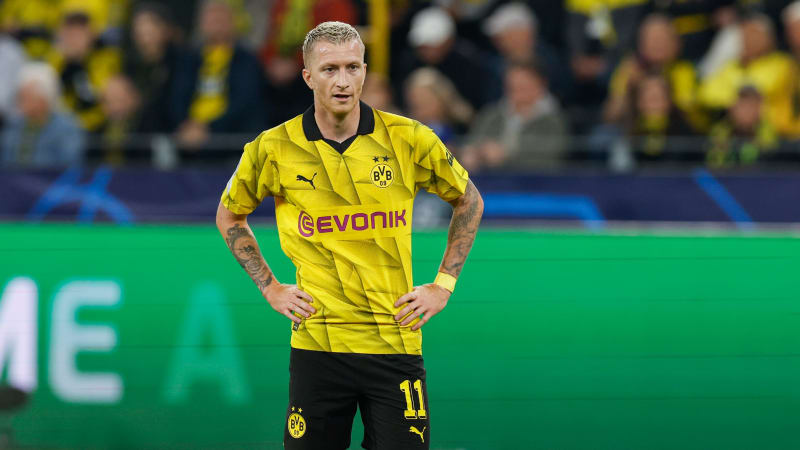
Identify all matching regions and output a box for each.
[1,0,800,449]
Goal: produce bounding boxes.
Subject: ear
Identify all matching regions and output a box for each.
[302,68,313,90]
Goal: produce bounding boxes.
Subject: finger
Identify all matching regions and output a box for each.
[288,301,313,318]
[411,314,431,331]
[400,306,426,327]
[282,308,302,324]
[394,301,420,321]
[294,289,314,304]
[394,291,418,308]
[286,303,311,318]
[293,290,316,313]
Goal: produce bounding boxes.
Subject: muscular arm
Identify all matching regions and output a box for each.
[440,179,484,277]
[216,201,275,290]
[216,201,314,323]
[394,179,483,330]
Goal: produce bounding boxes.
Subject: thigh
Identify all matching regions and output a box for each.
[358,354,430,450]
[284,349,359,450]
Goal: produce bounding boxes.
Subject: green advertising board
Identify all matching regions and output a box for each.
[1,224,799,449]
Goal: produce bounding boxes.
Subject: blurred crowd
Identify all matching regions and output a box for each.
[2,0,800,172]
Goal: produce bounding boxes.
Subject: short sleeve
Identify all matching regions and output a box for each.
[413,122,469,202]
[220,132,280,214]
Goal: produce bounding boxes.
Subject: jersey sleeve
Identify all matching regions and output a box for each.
[413,122,470,202]
[220,132,280,214]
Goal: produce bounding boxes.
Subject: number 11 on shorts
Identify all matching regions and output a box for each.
[399,379,427,419]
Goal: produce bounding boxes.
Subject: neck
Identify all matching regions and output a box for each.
[314,100,360,142]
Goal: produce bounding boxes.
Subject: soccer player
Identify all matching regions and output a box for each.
[215,21,483,449]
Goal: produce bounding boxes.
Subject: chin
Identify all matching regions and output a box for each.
[326,100,357,115]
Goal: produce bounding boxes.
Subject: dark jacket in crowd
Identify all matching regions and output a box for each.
[124,43,183,133]
[169,42,267,134]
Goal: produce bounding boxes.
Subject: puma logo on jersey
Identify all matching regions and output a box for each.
[409,426,425,443]
[297,173,317,189]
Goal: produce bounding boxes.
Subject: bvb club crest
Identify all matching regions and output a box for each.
[288,407,306,438]
[371,163,394,188]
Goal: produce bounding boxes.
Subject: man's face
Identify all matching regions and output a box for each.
[639,20,678,66]
[741,20,772,62]
[506,68,543,114]
[59,22,93,60]
[133,12,168,58]
[200,2,234,44]
[731,94,762,130]
[302,39,366,117]
[18,82,50,121]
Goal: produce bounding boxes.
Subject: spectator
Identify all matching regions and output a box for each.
[623,73,697,162]
[461,63,568,172]
[392,6,502,112]
[362,73,400,115]
[482,2,572,103]
[404,67,473,148]
[259,0,357,126]
[96,75,142,166]
[605,14,704,131]
[707,85,778,167]
[124,3,183,133]
[170,0,266,148]
[1,62,85,168]
[698,13,795,135]
[48,9,122,133]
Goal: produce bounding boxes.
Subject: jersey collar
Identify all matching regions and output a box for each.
[302,101,375,144]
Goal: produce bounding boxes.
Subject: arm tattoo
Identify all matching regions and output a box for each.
[441,181,483,277]
[224,223,274,290]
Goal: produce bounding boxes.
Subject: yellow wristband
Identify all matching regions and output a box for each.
[434,272,457,293]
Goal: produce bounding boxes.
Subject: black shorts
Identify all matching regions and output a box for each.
[284,348,430,450]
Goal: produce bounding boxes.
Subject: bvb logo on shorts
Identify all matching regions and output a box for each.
[371,164,394,188]
[288,407,306,438]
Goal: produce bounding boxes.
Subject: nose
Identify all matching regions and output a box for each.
[335,68,349,89]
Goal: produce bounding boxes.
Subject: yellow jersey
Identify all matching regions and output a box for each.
[220,102,469,355]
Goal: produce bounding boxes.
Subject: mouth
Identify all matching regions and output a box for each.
[333,93,351,102]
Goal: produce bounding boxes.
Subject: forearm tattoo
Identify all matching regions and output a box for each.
[441,181,483,277]
[224,223,274,290]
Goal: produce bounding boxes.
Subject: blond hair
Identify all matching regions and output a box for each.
[302,21,364,67]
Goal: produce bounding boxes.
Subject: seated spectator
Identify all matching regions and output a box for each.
[259,0,357,126]
[124,3,183,133]
[605,14,703,131]
[698,13,796,135]
[404,68,473,148]
[95,75,142,166]
[623,73,697,162]
[362,73,400,115]
[392,6,502,112]
[482,2,572,103]
[170,0,266,149]
[707,85,778,167]
[48,9,122,132]
[1,62,85,168]
[461,63,568,172]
